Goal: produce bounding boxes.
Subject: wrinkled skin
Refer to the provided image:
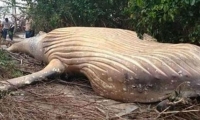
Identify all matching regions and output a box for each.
[2,27,200,103]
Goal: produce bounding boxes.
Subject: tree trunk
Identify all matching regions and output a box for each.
[12,1,17,34]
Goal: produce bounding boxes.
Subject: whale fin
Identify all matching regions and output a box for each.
[0,59,65,91]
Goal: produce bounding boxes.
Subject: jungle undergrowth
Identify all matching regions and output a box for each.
[0,49,23,79]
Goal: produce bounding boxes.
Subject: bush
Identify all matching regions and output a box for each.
[25,0,129,32]
[22,0,200,44]
[126,0,200,44]
[0,50,22,78]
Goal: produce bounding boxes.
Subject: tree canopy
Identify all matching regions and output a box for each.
[128,0,200,44]
[4,0,200,44]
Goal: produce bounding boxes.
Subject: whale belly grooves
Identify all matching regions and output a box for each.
[41,27,200,102]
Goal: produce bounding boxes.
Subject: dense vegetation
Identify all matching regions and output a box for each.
[6,0,200,44]
[128,0,200,44]
[0,50,22,79]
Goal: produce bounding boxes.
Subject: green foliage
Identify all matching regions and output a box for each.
[0,50,12,67]
[19,0,200,44]
[22,0,129,32]
[127,0,200,43]
[0,50,23,78]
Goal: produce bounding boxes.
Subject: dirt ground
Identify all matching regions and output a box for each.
[0,35,200,120]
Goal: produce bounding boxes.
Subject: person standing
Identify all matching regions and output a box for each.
[8,24,15,41]
[25,16,34,38]
[0,20,3,39]
[2,18,13,41]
